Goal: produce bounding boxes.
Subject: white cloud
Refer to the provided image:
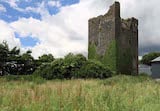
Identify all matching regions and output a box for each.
[2,0,45,13]
[26,1,50,18]
[2,0,59,16]
[48,0,61,7]
[1,0,160,58]
[2,0,26,12]
[0,4,6,12]
[10,0,108,58]
[4,0,18,8]
[116,0,160,54]
[0,20,21,49]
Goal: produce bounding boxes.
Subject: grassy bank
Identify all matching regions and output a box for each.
[0,75,160,111]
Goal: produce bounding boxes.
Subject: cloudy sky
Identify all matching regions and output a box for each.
[0,0,159,58]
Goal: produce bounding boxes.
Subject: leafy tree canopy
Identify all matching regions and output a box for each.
[141,52,160,65]
[0,41,36,75]
[38,54,54,63]
[0,41,9,63]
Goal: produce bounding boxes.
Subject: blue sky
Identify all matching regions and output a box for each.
[0,0,79,22]
[0,0,79,47]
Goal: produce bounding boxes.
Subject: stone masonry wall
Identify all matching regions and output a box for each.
[88,2,138,75]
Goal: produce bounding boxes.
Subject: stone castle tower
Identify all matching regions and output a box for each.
[88,2,138,75]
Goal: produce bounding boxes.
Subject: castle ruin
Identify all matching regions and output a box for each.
[88,2,138,75]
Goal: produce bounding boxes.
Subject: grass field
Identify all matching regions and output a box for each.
[0,75,160,111]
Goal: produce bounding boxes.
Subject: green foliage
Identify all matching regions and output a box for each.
[0,41,9,67]
[76,60,112,79]
[1,41,114,79]
[7,47,20,62]
[101,75,152,86]
[20,51,33,61]
[63,53,87,78]
[0,76,160,111]
[141,52,160,65]
[33,62,53,80]
[118,48,133,75]
[88,41,117,73]
[38,54,54,63]
[139,72,150,77]
[34,53,112,80]
[0,41,37,75]
[0,41,21,75]
[88,43,96,59]
[88,43,101,60]
[13,50,35,75]
[102,40,117,72]
[34,53,87,79]
[3,75,46,84]
[4,75,33,81]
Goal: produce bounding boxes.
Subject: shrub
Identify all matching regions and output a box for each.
[63,53,86,78]
[33,53,87,80]
[141,52,160,65]
[33,54,112,80]
[33,62,54,80]
[76,60,112,79]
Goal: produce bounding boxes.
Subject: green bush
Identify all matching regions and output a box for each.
[141,52,160,65]
[76,60,112,79]
[33,54,112,80]
[63,53,87,78]
[33,53,87,80]
[33,62,54,80]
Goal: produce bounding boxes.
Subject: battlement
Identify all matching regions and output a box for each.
[121,18,138,31]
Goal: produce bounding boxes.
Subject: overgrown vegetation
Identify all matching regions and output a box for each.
[33,53,112,79]
[141,52,160,65]
[0,42,112,80]
[0,75,160,111]
[3,75,46,84]
[0,41,54,76]
[0,41,160,111]
[88,41,117,73]
[118,48,133,75]
[88,43,101,60]
[102,40,117,72]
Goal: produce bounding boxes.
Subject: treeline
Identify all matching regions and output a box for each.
[140,52,160,65]
[0,41,112,79]
[0,41,54,76]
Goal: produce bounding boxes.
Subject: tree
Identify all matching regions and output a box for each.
[34,53,87,79]
[0,41,9,75]
[38,54,54,63]
[17,50,35,74]
[141,52,160,65]
[7,46,20,62]
[0,41,22,75]
[33,54,112,80]
[63,53,87,78]
[0,41,40,75]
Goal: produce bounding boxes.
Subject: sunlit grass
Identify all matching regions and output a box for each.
[0,75,160,111]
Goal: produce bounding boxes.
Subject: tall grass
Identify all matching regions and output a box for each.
[0,75,160,111]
